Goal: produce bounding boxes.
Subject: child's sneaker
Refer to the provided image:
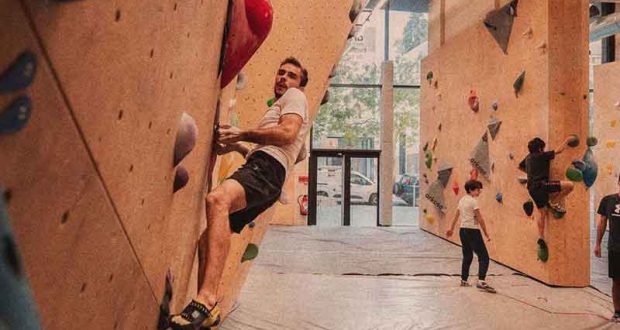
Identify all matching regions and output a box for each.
[460,280,471,287]
[476,281,497,293]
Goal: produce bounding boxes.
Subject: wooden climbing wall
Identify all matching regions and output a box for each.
[212,0,360,318]
[593,61,620,204]
[0,0,229,327]
[420,0,590,286]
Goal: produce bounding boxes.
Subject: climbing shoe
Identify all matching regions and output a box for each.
[476,281,497,294]
[169,300,220,330]
[611,312,620,323]
[460,280,471,287]
[537,239,549,262]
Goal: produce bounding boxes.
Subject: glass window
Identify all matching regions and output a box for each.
[390,11,428,86]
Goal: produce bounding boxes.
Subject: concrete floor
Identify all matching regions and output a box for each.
[222,225,617,329]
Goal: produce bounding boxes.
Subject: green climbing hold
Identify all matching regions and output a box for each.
[537,239,549,262]
[565,166,583,182]
[425,151,433,169]
[586,136,598,147]
[551,207,566,219]
[241,243,259,262]
[513,71,525,97]
[267,98,275,107]
[426,71,433,84]
[567,134,580,148]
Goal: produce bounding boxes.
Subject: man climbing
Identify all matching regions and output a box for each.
[518,137,574,262]
[170,57,310,329]
[446,180,496,293]
[594,175,620,322]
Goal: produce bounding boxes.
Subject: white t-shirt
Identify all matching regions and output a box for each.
[249,88,309,176]
[458,194,480,229]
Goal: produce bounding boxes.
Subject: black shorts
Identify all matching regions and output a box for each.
[610,250,620,278]
[228,151,286,234]
[527,180,562,209]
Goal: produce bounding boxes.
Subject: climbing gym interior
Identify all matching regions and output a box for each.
[1,0,620,329]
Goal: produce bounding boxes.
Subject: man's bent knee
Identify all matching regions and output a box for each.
[206,191,231,211]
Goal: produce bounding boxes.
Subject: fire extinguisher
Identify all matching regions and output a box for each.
[297,194,308,216]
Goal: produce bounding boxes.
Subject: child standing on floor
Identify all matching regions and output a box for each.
[447,180,496,293]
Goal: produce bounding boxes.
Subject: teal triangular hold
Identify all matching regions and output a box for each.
[437,163,453,188]
[582,148,598,188]
[470,133,491,179]
[483,0,518,54]
[513,71,525,97]
[425,180,446,213]
[487,117,502,140]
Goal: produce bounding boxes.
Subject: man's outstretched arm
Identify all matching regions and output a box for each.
[218,114,303,147]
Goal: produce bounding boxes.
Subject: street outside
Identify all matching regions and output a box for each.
[316,195,418,227]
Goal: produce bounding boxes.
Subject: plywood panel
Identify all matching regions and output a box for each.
[420,0,589,286]
[593,61,620,204]
[0,1,158,328]
[20,0,228,303]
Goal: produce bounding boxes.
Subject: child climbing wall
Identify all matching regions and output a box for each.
[420,0,590,286]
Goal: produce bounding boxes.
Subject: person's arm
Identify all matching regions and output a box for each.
[595,215,608,258]
[474,209,490,240]
[218,114,303,146]
[446,209,460,237]
[554,136,573,155]
[215,142,250,157]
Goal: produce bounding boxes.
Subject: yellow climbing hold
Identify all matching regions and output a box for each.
[607,164,613,175]
[425,214,435,224]
[607,140,617,149]
[611,120,617,128]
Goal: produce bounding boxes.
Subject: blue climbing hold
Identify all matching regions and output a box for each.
[582,149,598,188]
[0,95,32,134]
[495,193,503,203]
[0,51,37,93]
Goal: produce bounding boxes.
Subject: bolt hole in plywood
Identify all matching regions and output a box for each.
[129,164,134,173]
[117,109,123,120]
[61,211,69,224]
[108,273,114,282]
[115,9,121,22]
[148,121,153,129]
[80,282,87,293]
[174,3,178,11]
[150,49,155,58]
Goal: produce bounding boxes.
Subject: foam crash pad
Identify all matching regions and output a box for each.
[425,180,446,213]
[0,51,37,93]
[0,95,31,134]
[483,0,518,54]
[220,0,274,88]
[487,117,502,140]
[0,191,41,330]
[173,112,198,166]
[470,133,491,179]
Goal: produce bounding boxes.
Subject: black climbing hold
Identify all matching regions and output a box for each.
[438,123,442,131]
[491,101,499,111]
[248,221,256,229]
[173,166,189,192]
[572,160,586,172]
[523,200,534,217]
[495,192,503,203]
[328,65,337,79]
[513,71,525,97]
[586,136,598,147]
[349,0,362,23]
[0,51,37,93]
[426,71,433,84]
[483,0,518,54]
[241,243,259,262]
[517,176,527,184]
[509,153,515,160]
[487,117,502,140]
[423,142,429,152]
[567,134,580,148]
[0,95,31,134]
[173,113,198,166]
[321,90,330,105]
[538,239,549,262]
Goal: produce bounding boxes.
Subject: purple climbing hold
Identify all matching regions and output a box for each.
[173,166,189,193]
[0,95,31,134]
[0,51,37,93]
[173,113,198,166]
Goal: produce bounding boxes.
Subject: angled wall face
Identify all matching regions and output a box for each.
[420,0,589,286]
[593,61,620,204]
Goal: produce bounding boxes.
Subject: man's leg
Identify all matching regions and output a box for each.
[537,207,547,240]
[550,180,574,204]
[197,179,247,308]
[459,229,473,283]
[613,278,620,314]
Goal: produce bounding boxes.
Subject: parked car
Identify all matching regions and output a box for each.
[393,174,419,206]
[317,168,378,205]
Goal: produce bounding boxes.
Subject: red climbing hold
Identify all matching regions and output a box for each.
[468,90,480,112]
[220,0,274,88]
[470,168,479,181]
[452,181,460,195]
